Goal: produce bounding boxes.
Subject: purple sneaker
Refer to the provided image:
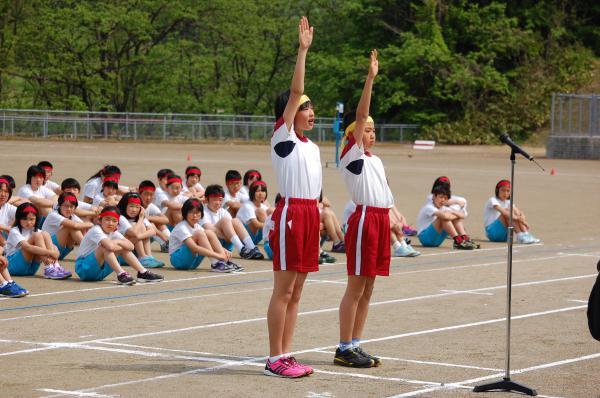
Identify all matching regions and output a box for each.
[331,242,346,253]
[211,260,233,273]
[402,226,418,236]
[44,264,71,280]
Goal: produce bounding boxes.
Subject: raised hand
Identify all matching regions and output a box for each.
[368,49,378,78]
[298,16,313,50]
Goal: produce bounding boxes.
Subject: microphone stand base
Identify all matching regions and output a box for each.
[473,378,537,396]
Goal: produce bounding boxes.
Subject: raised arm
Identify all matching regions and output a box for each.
[354,49,378,147]
[282,16,313,131]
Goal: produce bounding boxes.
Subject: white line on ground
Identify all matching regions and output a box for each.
[36,390,118,398]
[313,350,502,372]
[439,289,494,296]
[568,299,587,303]
[0,252,576,324]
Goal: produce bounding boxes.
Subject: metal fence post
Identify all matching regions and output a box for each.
[163,116,167,140]
[550,93,555,136]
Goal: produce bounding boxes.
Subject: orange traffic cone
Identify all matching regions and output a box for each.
[550,168,556,176]
[186,153,191,161]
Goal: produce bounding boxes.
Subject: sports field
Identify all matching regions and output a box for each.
[1,140,599,398]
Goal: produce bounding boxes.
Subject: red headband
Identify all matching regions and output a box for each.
[226,178,241,184]
[438,176,450,183]
[207,194,224,199]
[62,195,78,204]
[138,185,155,193]
[0,178,9,186]
[34,172,45,179]
[167,176,182,185]
[496,180,511,189]
[127,197,141,205]
[99,210,119,219]
[103,176,119,183]
[251,180,267,188]
[247,171,261,179]
[41,166,52,171]
[22,205,37,214]
[189,199,201,206]
[186,168,201,176]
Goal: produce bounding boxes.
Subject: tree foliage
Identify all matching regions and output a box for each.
[0,0,596,143]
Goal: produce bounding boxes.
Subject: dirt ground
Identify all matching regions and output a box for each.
[0,139,599,398]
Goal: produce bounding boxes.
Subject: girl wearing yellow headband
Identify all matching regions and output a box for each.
[266,16,321,379]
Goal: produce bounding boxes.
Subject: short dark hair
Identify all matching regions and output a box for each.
[0,176,13,200]
[166,174,182,187]
[0,175,15,189]
[181,198,204,220]
[37,160,53,170]
[61,178,81,191]
[432,184,451,199]
[157,169,174,179]
[249,181,268,202]
[14,202,40,232]
[117,192,142,221]
[225,170,242,183]
[185,166,202,177]
[102,180,119,190]
[431,176,451,193]
[204,184,225,198]
[88,165,121,181]
[26,165,45,184]
[274,90,290,120]
[57,192,79,217]
[139,180,156,191]
[99,205,120,219]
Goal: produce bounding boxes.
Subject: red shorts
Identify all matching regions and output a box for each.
[269,198,320,273]
[345,205,391,277]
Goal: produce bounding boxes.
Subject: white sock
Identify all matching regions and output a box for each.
[400,239,408,248]
[242,236,256,250]
[162,228,171,238]
[268,354,283,363]
[0,281,8,288]
[517,232,526,239]
[231,235,244,251]
[392,241,402,251]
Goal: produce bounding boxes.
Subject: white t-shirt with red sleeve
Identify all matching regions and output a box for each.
[271,118,321,200]
[339,137,393,208]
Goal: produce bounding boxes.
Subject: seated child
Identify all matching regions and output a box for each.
[92,177,120,207]
[117,193,164,268]
[203,184,264,261]
[16,165,58,216]
[169,198,241,272]
[416,185,479,250]
[0,245,28,297]
[6,202,70,279]
[42,192,93,260]
[484,179,540,244]
[236,181,270,244]
[82,165,122,203]
[0,176,17,246]
[182,166,205,198]
[60,178,100,221]
[158,174,188,226]
[75,206,163,284]
[38,161,62,195]
[240,169,261,203]
[138,180,171,251]
[223,170,245,217]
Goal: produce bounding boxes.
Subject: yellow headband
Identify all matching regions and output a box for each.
[297,94,311,109]
[344,116,374,139]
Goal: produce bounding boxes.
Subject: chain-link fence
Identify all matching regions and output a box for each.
[0,109,419,143]
[550,93,600,136]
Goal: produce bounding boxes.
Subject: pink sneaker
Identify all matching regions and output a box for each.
[287,356,313,375]
[263,357,307,378]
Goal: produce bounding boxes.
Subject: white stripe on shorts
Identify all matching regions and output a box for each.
[354,206,367,275]
[278,198,289,271]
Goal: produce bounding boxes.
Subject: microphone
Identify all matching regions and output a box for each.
[499,133,533,161]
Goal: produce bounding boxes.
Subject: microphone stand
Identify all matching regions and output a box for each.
[473,148,537,396]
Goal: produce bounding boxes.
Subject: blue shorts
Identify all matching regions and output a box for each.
[75,252,114,281]
[170,245,204,270]
[51,234,73,260]
[264,241,273,260]
[486,218,508,242]
[418,224,448,247]
[219,238,235,252]
[243,224,263,245]
[7,250,41,276]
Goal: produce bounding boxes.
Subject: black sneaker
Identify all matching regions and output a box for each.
[334,347,374,368]
[319,251,336,263]
[117,272,136,285]
[354,346,381,367]
[249,247,264,260]
[137,270,164,282]
[453,238,475,250]
[227,261,245,272]
[240,247,253,259]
